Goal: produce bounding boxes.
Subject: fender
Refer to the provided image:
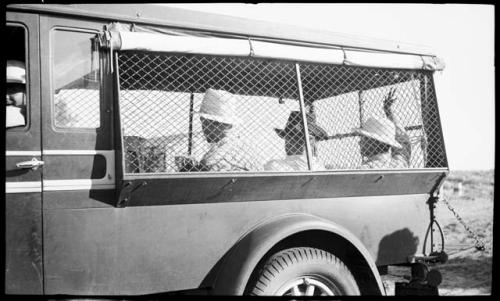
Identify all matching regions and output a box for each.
[211,213,385,295]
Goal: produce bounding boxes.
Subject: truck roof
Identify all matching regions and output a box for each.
[7,3,436,56]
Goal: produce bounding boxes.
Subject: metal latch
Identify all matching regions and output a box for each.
[16,158,44,170]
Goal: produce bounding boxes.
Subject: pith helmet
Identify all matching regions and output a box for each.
[197,89,241,125]
[7,60,26,84]
[275,111,329,141]
[353,116,402,148]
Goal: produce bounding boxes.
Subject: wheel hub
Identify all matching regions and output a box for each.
[276,276,337,296]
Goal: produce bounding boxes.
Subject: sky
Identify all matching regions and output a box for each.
[160,3,495,170]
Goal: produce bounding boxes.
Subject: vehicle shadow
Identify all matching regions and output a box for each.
[375,228,419,266]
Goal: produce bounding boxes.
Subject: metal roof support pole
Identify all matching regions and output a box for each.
[295,63,313,171]
[188,92,194,156]
[358,89,364,127]
[114,53,125,175]
[113,53,128,207]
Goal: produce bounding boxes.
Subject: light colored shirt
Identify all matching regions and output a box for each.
[264,155,326,171]
[201,132,263,172]
[6,106,25,128]
[360,152,408,169]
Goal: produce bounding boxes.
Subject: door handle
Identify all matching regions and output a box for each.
[16,158,45,170]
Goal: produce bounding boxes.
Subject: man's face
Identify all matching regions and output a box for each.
[6,83,26,107]
[284,133,317,156]
[201,117,230,143]
[359,135,378,157]
[283,132,300,156]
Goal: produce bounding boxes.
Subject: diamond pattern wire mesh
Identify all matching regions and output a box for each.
[117,52,447,174]
[53,72,101,129]
[301,64,446,169]
[118,52,302,173]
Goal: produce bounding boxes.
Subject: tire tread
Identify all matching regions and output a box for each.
[248,247,359,296]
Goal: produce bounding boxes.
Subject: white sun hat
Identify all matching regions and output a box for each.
[197,89,241,125]
[7,60,26,84]
[353,116,402,149]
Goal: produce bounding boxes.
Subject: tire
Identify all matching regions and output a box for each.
[247,247,360,296]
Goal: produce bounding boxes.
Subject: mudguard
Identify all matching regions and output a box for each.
[211,213,385,295]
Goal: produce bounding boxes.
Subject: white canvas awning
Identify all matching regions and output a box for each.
[250,40,345,65]
[105,29,444,71]
[117,31,251,56]
[343,49,445,70]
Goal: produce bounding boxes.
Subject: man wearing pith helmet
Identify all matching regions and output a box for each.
[353,88,412,169]
[177,88,263,172]
[265,111,329,171]
[6,60,27,128]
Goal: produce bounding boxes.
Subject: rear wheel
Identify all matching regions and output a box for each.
[247,247,360,296]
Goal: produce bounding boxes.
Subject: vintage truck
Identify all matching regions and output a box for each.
[5,4,448,296]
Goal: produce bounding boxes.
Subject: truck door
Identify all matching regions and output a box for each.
[38,16,115,294]
[5,12,43,294]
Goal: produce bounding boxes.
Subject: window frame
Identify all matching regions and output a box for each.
[50,26,103,132]
[6,22,30,132]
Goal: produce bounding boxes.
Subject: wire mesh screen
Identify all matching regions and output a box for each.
[301,64,446,169]
[54,88,100,128]
[117,51,447,174]
[118,52,303,173]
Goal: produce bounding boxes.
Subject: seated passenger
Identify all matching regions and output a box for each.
[6,60,27,128]
[353,88,411,169]
[265,111,328,171]
[176,89,263,172]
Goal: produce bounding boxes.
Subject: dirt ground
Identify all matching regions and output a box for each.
[381,170,494,296]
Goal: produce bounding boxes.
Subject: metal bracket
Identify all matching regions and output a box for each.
[423,195,445,257]
[408,251,448,264]
[116,180,147,208]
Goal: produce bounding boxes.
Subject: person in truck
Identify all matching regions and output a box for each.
[6,60,27,128]
[264,110,329,171]
[176,88,263,172]
[354,88,412,169]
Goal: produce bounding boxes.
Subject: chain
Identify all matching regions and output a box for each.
[440,197,486,251]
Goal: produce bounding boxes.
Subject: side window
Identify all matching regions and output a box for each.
[115,51,446,174]
[51,29,100,129]
[6,24,28,130]
[301,65,445,169]
[117,53,302,174]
